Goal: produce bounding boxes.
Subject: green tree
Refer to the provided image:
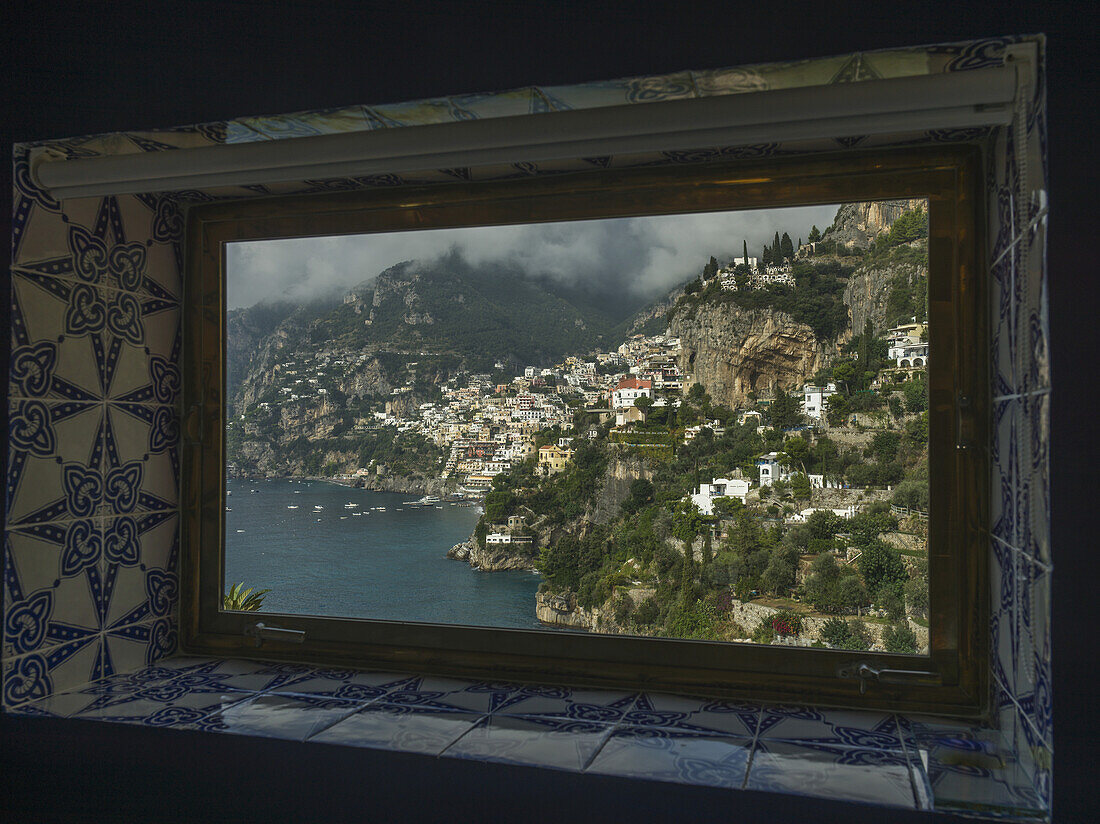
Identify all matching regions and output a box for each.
[790,472,811,501]
[743,239,749,265]
[769,388,802,430]
[858,538,907,594]
[621,479,655,515]
[780,232,794,261]
[825,393,850,427]
[832,362,857,395]
[903,379,927,413]
[808,225,822,243]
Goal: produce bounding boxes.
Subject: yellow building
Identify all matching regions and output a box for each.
[538,444,575,474]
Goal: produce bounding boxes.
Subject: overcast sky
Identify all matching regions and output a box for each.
[226,203,840,310]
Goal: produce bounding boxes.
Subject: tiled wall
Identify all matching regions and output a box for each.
[4,34,1049,813]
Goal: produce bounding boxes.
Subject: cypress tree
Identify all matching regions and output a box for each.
[781,232,794,261]
[743,239,749,266]
[773,231,781,261]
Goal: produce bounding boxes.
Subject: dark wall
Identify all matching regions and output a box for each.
[3,2,1096,822]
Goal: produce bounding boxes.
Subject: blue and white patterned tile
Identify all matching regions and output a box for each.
[1020,392,1050,567]
[745,739,916,808]
[166,658,315,693]
[64,683,255,728]
[2,638,102,708]
[381,674,522,714]
[99,405,178,515]
[94,511,179,635]
[447,88,544,119]
[754,704,902,749]
[623,692,760,738]
[492,684,637,721]
[10,272,106,404]
[990,547,1017,695]
[180,692,364,741]
[1016,557,1051,751]
[990,246,1020,398]
[102,614,178,673]
[907,713,1046,818]
[443,713,614,772]
[990,398,1019,550]
[3,527,102,659]
[271,667,413,702]
[7,399,105,526]
[308,702,485,755]
[586,725,752,789]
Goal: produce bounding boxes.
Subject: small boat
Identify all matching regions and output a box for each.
[313,505,324,510]
[293,490,301,494]
[435,505,444,509]
[376,507,386,512]
[287,505,298,509]
[344,503,358,509]
[340,516,348,520]
[225,507,232,511]
[235,529,244,533]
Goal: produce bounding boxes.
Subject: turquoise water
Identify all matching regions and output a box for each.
[224,478,542,629]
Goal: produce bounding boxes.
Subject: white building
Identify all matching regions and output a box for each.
[800,382,838,420]
[886,322,929,367]
[757,452,794,487]
[689,478,751,514]
[610,377,653,410]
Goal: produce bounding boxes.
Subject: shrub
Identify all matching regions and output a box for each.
[751,619,777,645]
[613,593,634,624]
[884,623,919,654]
[634,598,659,626]
[770,610,803,636]
[819,616,871,650]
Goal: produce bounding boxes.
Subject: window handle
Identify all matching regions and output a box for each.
[245,622,306,647]
[837,662,940,695]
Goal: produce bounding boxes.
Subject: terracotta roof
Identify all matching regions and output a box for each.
[613,377,652,391]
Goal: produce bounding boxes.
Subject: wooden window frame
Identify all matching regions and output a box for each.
[180,145,988,718]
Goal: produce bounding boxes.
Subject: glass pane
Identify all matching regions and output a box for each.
[223,199,929,654]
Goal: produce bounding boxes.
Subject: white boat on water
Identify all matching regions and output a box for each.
[287,505,298,509]
[225,507,232,511]
[376,507,386,512]
[313,505,324,511]
[344,503,358,509]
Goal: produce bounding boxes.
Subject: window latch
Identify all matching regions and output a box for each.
[245,622,306,647]
[837,662,940,695]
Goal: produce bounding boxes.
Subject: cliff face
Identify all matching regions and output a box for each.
[828,198,926,248]
[586,454,657,526]
[447,540,538,572]
[671,305,836,408]
[843,256,926,335]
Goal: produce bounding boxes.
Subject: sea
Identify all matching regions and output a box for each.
[224,478,543,629]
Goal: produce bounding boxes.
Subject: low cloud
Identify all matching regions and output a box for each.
[227,203,838,310]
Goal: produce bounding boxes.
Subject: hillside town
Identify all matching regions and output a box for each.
[226,200,933,651]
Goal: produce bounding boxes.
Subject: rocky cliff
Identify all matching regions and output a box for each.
[827,198,926,248]
[843,251,927,335]
[671,304,836,408]
[586,454,657,526]
[447,540,538,572]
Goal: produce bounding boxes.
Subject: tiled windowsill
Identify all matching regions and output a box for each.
[5,655,1047,821]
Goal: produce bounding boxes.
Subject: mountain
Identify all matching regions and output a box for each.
[299,252,645,368]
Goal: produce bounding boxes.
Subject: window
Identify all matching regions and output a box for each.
[181,146,987,716]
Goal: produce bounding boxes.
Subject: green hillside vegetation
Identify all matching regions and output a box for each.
[478,380,926,644]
